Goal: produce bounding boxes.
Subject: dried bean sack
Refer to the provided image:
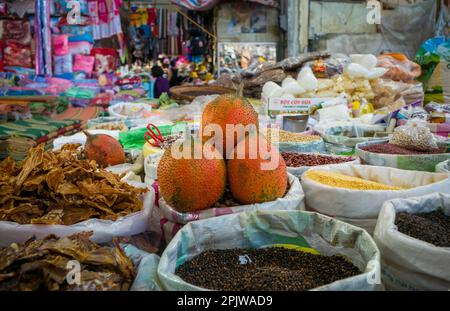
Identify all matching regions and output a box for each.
[301,164,450,235]
[356,140,450,172]
[374,193,450,291]
[157,210,381,291]
[153,174,304,245]
[286,154,359,178]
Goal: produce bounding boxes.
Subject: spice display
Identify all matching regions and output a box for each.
[0,144,146,225]
[304,170,404,190]
[395,210,450,247]
[265,129,321,143]
[360,142,446,155]
[282,152,353,167]
[176,247,361,291]
[0,232,135,291]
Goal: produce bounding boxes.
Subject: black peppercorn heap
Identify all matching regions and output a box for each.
[395,210,450,247]
[176,247,361,291]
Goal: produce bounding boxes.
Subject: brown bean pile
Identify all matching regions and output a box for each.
[176,248,361,291]
[282,152,353,167]
[396,210,450,247]
[360,143,446,155]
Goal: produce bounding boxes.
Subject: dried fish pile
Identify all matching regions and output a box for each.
[0,232,135,291]
[0,144,146,225]
[216,52,331,98]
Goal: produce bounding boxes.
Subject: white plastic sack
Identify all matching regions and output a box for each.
[297,67,318,91]
[436,160,450,173]
[0,190,155,247]
[318,104,351,123]
[277,138,326,153]
[356,140,450,172]
[155,173,305,244]
[282,81,305,96]
[350,54,378,70]
[123,244,161,291]
[301,164,450,235]
[374,193,450,291]
[344,63,370,79]
[157,210,381,291]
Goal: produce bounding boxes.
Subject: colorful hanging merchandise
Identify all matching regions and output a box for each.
[88,0,123,40]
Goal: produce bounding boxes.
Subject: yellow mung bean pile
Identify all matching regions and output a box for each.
[304,170,404,191]
[265,129,321,143]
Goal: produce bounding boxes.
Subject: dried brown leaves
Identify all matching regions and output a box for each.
[0,232,135,291]
[0,144,146,225]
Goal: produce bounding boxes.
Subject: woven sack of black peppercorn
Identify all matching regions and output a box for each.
[153,174,305,246]
[374,193,450,291]
[389,119,439,152]
[157,210,382,291]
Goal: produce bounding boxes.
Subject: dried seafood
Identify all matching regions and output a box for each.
[0,232,135,291]
[0,144,146,225]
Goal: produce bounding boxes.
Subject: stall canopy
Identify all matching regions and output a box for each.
[171,0,277,11]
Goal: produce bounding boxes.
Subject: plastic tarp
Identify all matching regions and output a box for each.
[301,164,450,235]
[157,210,382,291]
[356,139,450,172]
[374,193,450,291]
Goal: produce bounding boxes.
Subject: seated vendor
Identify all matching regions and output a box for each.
[152,65,170,99]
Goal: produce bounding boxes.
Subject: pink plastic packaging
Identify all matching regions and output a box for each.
[73,54,95,76]
[52,35,69,56]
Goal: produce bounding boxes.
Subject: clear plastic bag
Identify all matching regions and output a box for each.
[390,119,439,151]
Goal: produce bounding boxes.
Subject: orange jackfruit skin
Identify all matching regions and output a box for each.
[201,94,259,157]
[157,141,227,212]
[227,135,288,205]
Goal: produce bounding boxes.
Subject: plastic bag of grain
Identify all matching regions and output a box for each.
[301,164,450,235]
[374,193,450,291]
[436,160,450,173]
[154,173,304,245]
[356,140,450,172]
[157,210,382,291]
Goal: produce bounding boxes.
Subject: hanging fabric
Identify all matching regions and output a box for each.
[171,0,218,11]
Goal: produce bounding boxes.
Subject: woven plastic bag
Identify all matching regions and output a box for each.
[374,193,450,291]
[390,118,439,151]
[157,210,382,291]
[301,164,450,235]
[356,139,450,173]
[155,173,305,244]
